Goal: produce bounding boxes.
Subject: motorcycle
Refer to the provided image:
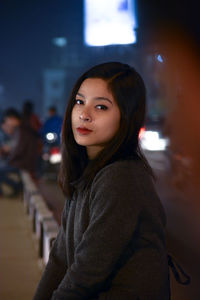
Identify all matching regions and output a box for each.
[41,132,61,179]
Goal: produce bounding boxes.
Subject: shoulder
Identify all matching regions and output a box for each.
[89,159,166,225]
[92,159,151,189]
[90,159,162,208]
[90,159,153,202]
[19,125,38,139]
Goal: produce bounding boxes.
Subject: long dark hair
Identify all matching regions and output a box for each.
[59,62,153,198]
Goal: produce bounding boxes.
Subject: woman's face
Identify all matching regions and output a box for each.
[71,78,121,159]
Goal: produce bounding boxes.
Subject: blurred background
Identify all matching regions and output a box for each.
[0,0,200,299]
[0,0,198,115]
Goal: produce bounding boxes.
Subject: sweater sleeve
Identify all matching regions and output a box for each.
[33,201,68,300]
[52,162,145,299]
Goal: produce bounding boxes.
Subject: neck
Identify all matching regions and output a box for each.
[86,145,104,160]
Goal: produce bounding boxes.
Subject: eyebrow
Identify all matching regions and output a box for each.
[76,92,113,104]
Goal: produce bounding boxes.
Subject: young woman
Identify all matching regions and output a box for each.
[34,62,170,299]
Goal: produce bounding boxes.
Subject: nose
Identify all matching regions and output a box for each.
[79,108,92,122]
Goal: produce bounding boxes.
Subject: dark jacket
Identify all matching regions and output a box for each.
[34,159,170,300]
[9,124,41,173]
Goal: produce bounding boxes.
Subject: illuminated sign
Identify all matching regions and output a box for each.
[84,0,137,46]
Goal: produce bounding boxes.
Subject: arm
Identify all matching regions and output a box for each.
[52,162,143,299]
[33,202,68,300]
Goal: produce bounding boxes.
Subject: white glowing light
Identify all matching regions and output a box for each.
[84,0,137,46]
[46,132,57,142]
[141,131,169,151]
[49,153,62,164]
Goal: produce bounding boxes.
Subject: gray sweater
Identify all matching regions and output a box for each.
[34,159,170,300]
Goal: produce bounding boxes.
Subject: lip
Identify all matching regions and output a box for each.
[76,127,93,135]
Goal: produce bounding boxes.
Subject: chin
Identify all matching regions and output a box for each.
[75,139,89,147]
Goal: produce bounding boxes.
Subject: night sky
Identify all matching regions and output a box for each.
[0,0,199,116]
[0,0,75,114]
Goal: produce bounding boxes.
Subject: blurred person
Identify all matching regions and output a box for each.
[23,100,43,175]
[0,120,13,160]
[34,62,170,299]
[22,99,42,132]
[40,106,63,145]
[0,108,42,196]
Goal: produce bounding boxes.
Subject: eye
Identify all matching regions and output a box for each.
[96,105,108,110]
[75,99,84,105]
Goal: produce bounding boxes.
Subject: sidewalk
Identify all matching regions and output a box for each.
[0,196,43,300]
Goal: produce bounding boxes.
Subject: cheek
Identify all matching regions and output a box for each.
[111,117,120,135]
[102,111,121,136]
[112,109,121,131]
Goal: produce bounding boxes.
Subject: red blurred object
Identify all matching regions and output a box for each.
[139,127,145,139]
[50,147,60,155]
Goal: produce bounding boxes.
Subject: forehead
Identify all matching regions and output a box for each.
[78,78,112,96]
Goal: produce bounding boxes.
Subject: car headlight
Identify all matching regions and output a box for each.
[140,130,169,151]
